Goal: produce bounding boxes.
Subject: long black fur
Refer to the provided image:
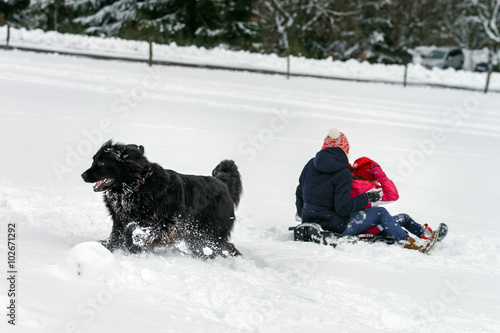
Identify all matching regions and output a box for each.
[81,140,243,258]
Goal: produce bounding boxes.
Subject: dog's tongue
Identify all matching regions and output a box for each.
[93,180,104,191]
[93,179,111,192]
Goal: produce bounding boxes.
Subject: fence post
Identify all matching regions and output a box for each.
[403,63,408,87]
[286,52,290,79]
[398,50,411,88]
[484,40,494,94]
[484,70,492,94]
[148,38,153,67]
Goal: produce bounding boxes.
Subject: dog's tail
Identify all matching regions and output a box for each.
[212,160,242,208]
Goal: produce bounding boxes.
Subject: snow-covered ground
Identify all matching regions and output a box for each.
[1,26,499,91]
[1,49,500,333]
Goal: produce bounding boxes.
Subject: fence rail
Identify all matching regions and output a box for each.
[1,43,498,94]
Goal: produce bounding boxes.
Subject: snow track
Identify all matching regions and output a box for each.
[1,50,499,333]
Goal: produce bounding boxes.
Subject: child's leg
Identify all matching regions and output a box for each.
[343,207,409,242]
[393,213,425,237]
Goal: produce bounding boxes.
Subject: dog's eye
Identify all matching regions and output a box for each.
[98,162,105,166]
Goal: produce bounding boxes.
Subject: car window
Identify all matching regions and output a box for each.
[427,50,446,59]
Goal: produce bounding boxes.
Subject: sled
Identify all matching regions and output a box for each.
[288,222,395,248]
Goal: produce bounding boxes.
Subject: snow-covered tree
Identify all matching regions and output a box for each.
[66,0,136,35]
[472,0,500,92]
[342,0,437,64]
[12,0,499,64]
[135,0,258,47]
[20,0,78,31]
[62,0,257,47]
[474,0,500,42]
[440,0,487,50]
[254,0,360,57]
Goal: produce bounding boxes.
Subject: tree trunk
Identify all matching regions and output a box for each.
[54,4,58,32]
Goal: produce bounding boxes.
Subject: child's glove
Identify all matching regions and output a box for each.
[366,189,383,202]
[366,162,387,180]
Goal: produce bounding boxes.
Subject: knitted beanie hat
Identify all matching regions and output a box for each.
[352,156,375,180]
[321,128,350,155]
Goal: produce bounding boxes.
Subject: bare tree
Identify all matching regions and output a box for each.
[442,0,487,49]
[474,0,500,41]
[472,0,500,92]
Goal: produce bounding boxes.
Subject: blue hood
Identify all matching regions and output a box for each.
[313,147,349,174]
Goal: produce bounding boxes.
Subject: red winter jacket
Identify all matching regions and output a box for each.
[351,176,399,209]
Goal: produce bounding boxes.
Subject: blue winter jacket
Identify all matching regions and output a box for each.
[295,147,369,233]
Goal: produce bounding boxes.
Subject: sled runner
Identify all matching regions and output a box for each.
[288,222,396,248]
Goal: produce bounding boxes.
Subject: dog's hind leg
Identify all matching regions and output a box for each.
[185,235,222,259]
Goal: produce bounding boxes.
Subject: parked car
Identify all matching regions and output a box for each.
[474,62,500,73]
[421,47,464,70]
[474,62,489,72]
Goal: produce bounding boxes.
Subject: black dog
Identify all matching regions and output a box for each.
[81,140,243,258]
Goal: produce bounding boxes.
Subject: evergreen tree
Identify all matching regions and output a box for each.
[12,0,497,64]
[0,0,30,25]
[69,0,137,35]
[64,0,257,48]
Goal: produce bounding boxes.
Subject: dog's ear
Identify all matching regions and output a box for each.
[122,144,145,159]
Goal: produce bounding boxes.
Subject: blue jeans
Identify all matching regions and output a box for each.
[342,207,409,242]
[393,213,425,238]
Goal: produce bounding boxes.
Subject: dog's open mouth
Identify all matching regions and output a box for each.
[93,178,114,192]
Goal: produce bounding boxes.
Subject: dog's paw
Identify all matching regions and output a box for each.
[126,244,144,254]
[123,222,153,254]
[101,239,118,252]
[123,222,138,237]
[101,233,126,252]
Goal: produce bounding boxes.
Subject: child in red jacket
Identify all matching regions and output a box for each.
[351,156,400,209]
[351,157,435,239]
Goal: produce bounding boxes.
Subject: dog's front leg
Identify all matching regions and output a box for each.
[123,222,173,253]
[123,222,145,254]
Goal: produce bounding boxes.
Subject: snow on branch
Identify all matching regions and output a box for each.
[474,0,500,42]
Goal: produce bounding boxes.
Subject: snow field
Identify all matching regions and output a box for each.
[0,49,500,332]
